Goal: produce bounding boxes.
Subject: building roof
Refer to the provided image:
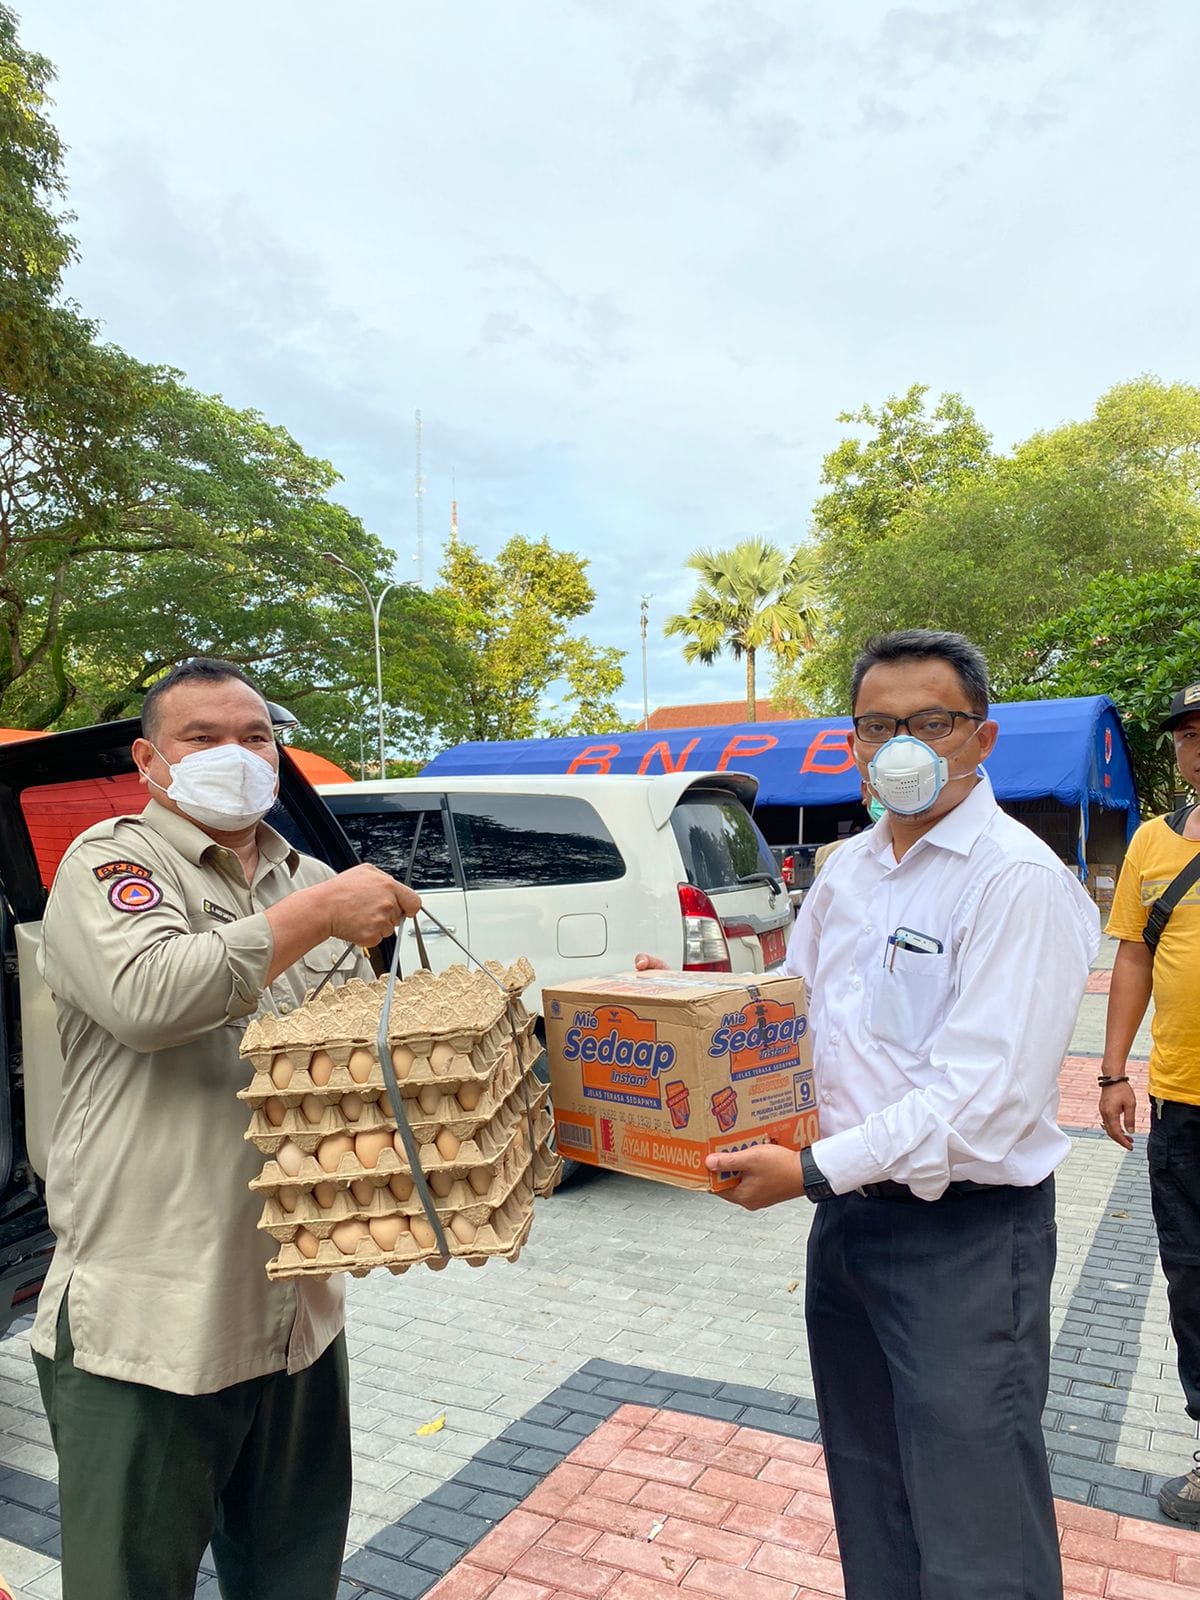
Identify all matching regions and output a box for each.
[645,699,781,730]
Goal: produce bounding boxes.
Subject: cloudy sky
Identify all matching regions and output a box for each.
[28,0,1199,717]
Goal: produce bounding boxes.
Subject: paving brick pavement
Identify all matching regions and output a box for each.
[0,937,1193,1597]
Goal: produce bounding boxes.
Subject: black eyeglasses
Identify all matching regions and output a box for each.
[852,707,984,745]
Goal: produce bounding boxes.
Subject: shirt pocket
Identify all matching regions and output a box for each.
[298,939,359,997]
[869,946,952,1052]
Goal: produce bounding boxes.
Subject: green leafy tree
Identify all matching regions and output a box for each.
[800,378,1200,708]
[796,385,992,707]
[0,5,465,762]
[812,385,993,583]
[434,534,627,742]
[664,537,821,720]
[1023,557,1200,814]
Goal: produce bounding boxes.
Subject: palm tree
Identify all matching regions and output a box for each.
[664,538,821,720]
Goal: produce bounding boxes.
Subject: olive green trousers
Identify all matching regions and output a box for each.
[33,1296,351,1600]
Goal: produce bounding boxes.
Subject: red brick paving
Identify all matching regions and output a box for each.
[425,1406,1200,1600]
[1086,970,1114,994]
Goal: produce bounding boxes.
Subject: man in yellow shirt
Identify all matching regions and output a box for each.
[1100,680,1200,1522]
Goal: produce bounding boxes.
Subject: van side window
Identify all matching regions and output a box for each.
[450,795,624,889]
[332,806,457,891]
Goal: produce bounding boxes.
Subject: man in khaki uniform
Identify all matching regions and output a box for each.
[31,659,420,1600]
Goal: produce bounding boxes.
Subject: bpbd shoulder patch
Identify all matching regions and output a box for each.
[93,860,153,882]
[108,877,163,914]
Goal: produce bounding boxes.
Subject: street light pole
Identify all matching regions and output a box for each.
[640,595,652,731]
[323,553,398,779]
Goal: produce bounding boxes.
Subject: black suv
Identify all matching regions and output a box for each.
[0,717,365,1334]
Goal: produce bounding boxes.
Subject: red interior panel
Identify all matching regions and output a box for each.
[20,775,148,890]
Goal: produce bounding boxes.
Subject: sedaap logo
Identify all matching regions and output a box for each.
[561,1005,676,1108]
[709,998,807,1081]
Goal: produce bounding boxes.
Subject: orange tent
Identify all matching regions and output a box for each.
[284,747,353,785]
[0,726,351,784]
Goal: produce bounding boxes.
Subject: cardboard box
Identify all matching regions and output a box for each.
[544,970,816,1192]
[1087,862,1119,912]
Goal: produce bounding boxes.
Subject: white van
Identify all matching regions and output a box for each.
[317,771,794,1016]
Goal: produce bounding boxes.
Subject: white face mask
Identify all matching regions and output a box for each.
[145,743,279,831]
[866,732,979,818]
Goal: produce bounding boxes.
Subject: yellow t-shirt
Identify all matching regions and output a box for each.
[1106,813,1200,1103]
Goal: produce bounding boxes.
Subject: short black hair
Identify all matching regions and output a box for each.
[850,629,990,716]
[140,659,268,743]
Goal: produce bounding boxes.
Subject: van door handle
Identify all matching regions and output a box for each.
[408,923,455,937]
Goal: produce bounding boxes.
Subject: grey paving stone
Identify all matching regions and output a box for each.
[340,1549,430,1599]
[407,1536,466,1574]
[463,1490,521,1522]
[396,1500,493,1545]
[0,1502,59,1548]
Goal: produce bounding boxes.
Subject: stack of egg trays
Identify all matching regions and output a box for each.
[239,968,560,1279]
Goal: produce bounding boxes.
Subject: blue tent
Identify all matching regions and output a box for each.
[424,695,1140,861]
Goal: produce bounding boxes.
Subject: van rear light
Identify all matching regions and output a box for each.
[781,853,795,887]
[678,884,732,971]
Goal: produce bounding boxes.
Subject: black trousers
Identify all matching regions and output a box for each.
[806,1178,1061,1600]
[33,1295,352,1600]
[1148,1097,1200,1421]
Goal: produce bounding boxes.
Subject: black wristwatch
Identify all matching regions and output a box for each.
[800,1145,836,1203]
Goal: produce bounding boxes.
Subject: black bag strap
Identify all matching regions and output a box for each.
[1143,841,1200,955]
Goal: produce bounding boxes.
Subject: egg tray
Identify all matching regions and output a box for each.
[256,1120,555,1243]
[264,1175,540,1281]
[242,1045,527,1158]
[242,959,536,1073]
[249,1074,549,1195]
[239,1016,514,1107]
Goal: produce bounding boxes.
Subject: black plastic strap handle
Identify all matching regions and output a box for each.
[377,915,449,1260]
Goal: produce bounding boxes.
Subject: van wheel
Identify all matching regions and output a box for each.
[529,1041,585,1188]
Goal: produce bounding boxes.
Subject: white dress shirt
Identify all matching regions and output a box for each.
[785,772,1100,1200]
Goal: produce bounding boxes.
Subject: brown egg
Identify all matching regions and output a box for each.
[300,1093,325,1125]
[417,1083,442,1117]
[341,1093,365,1123]
[355,1129,394,1170]
[390,1043,414,1079]
[409,1216,436,1250]
[309,1050,335,1086]
[369,1215,409,1251]
[313,1181,337,1208]
[330,1219,369,1256]
[435,1128,461,1162]
[316,1133,354,1173]
[263,1096,287,1127]
[350,1178,375,1207]
[277,1186,299,1213]
[467,1167,493,1196]
[429,1041,454,1076]
[449,1215,477,1245]
[294,1228,319,1259]
[270,1053,294,1089]
[388,1172,414,1202]
[348,1047,375,1084]
[275,1140,304,1177]
[456,1082,482,1112]
[430,1172,454,1198]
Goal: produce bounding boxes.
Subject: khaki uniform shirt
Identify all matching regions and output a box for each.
[29,800,371,1395]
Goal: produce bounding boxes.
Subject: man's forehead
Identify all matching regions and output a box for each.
[157,679,272,728]
[1174,708,1200,733]
[855,658,973,707]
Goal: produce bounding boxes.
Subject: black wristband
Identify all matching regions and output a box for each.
[1098,1075,1130,1088]
[800,1145,836,1203]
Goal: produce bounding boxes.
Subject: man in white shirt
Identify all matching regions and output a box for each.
[640,629,1098,1600]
